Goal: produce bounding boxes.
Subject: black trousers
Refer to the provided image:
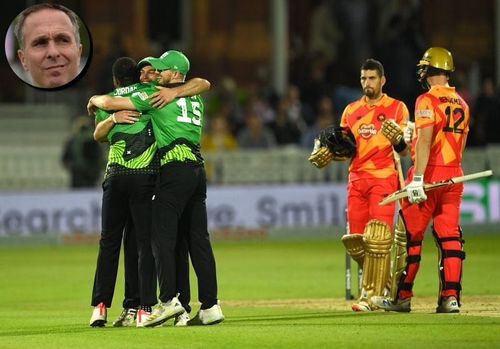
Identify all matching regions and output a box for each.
[177,213,192,312]
[152,162,218,309]
[91,174,157,308]
[122,221,139,308]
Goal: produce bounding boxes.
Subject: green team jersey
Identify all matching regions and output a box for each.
[95,82,158,177]
[130,83,204,166]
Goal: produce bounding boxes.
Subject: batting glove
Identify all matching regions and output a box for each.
[381,120,403,145]
[381,120,407,153]
[406,175,427,204]
[404,121,415,144]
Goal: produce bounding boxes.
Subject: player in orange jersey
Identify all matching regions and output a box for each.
[373,47,469,314]
[338,59,410,312]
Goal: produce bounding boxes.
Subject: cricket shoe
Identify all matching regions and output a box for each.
[371,296,411,312]
[436,296,460,313]
[142,297,184,327]
[351,300,373,312]
[90,302,107,327]
[136,308,153,327]
[188,303,225,326]
[174,310,190,327]
[113,308,137,327]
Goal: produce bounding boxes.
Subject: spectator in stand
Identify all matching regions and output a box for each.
[299,53,334,118]
[202,115,239,153]
[245,85,276,125]
[472,77,500,145]
[62,116,104,188]
[237,110,277,149]
[301,95,336,149]
[202,115,239,183]
[271,98,303,146]
[209,76,245,135]
[281,84,312,127]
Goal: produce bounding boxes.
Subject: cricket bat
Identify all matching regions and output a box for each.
[379,170,493,206]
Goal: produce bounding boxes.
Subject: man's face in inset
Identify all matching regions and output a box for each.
[17,8,82,88]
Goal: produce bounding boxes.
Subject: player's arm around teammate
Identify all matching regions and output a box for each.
[93,110,141,142]
[87,77,210,115]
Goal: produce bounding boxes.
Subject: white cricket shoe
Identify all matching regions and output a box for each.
[174,310,190,327]
[113,308,137,327]
[142,297,184,327]
[436,296,460,313]
[90,302,107,327]
[188,303,225,326]
[136,308,153,327]
[371,296,411,312]
[351,300,373,312]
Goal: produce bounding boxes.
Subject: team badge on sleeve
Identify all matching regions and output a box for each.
[415,109,433,118]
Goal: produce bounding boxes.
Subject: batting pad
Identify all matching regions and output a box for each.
[341,233,365,268]
[362,220,392,301]
[390,212,408,301]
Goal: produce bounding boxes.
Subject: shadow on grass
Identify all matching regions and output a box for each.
[0,324,118,337]
[227,310,380,323]
[0,313,382,337]
[2,312,491,336]
[226,311,500,326]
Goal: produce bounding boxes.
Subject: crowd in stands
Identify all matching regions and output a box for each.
[194,0,500,154]
[2,0,499,190]
[200,74,500,157]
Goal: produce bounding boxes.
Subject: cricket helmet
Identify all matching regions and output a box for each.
[417,47,454,89]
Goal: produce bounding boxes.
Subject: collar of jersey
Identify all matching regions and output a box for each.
[363,93,387,107]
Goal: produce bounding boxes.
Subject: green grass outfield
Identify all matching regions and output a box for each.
[0,234,499,349]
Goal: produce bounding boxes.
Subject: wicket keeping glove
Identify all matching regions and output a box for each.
[308,138,334,168]
[406,174,427,204]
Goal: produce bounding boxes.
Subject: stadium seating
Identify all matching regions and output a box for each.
[205,147,347,185]
[0,104,71,191]
[486,144,500,178]
[462,147,489,175]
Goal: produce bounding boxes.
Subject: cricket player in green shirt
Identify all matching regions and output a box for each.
[88,50,223,327]
[89,54,213,327]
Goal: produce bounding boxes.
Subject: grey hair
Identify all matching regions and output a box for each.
[14,3,81,48]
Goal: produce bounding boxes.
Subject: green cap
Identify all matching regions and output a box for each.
[148,50,190,75]
[137,56,155,69]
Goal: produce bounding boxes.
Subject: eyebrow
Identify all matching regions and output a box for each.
[360,74,378,79]
[29,32,74,46]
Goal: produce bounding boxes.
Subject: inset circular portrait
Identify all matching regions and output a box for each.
[4,3,92,90]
